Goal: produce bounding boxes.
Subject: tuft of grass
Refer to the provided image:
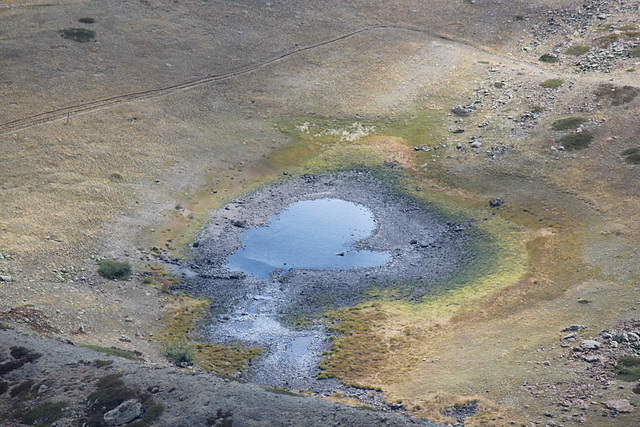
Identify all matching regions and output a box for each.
[624,31,640,38]
[613,356,640,381]
[109,172,124,182]
[627,68,636,72]
[59,28,95,43]
[558,132,593,151]
[95,359,114,368]
[514,15,524,21]
[21,401,66,427]
[78,17,95,24]
[493,82,504,89]
[624,153,640,164]
[621,147,640,156]
[97,259,131,280]
[79,344,140,360]
[551,117,588,131]
[538,54,558,63]
[163,339,196,365]
[598,34,619,47]
[631,46,640,58]
[540,78,564,89]
[564,45,590,55]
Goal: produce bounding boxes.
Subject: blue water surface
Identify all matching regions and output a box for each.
[225,198,390,279]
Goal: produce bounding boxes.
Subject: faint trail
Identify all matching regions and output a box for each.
[0,26,387,135]
[2,23,638,136]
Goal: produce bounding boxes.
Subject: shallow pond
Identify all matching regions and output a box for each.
[225,198,391,279]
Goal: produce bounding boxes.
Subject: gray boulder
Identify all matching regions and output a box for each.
[104,399,143,426]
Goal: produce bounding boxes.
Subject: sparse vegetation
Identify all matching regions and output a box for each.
[551,117,587,131]
[81,373,163,427]
[564,45,590,55]
[540,78,564,89]
[632,46,640,57]
[21,401,67,427]
[59,28,95,43]
[538,54,558,63]
[97,259,132,280]
[79,344,141,360]
[618,25,637,31]
[493,82,504,89]
[613,356,640,381]
[109,172,124,182]
[594,83,640,105]
[78,17,95,24]
[558,132,593,151]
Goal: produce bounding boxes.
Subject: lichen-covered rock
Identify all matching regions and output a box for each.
[104,399,143,426]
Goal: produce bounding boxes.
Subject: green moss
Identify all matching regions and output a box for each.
[558,133,593,151]
[59,28,95,43]
[540,79,564,89]
[613,356,640,381]
[21,401,66,427]
[79,344,140,360]
[97,259,131,280]
[564,45,590,55]
[551,117,588,131]
[538,54,558,63]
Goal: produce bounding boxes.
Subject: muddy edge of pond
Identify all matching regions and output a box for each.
[182,171,475,318]
[174,170,478,392]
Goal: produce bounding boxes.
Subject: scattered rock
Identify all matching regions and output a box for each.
[119,335,132,342]
[0,275,12,282]
[562,325,587,332]
[563,332,578,341]
[103,399,143,426]
[603,399,634,413]
[489,198,504,207]
[580,340,601,350]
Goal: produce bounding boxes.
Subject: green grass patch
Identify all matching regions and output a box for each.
[493,82,504,89]
[557,132,593,151]
[59,28,95,43]
[564,45,590,55]
[22,401,66,427]
[551,117,588,131]
[540,78,564,89]
[632,46,640,57]
[97,259,131,280]
[477,60,489,64]
[538,54,558,63]
[621,147,640,156]
[514,15,524,21]
[79,344,141,360]
[78,17,95,24]
[613,356,640,381]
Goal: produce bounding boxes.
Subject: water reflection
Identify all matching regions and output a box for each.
[225,198,390,279]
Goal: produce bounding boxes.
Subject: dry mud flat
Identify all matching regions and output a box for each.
[179,171,476,390]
